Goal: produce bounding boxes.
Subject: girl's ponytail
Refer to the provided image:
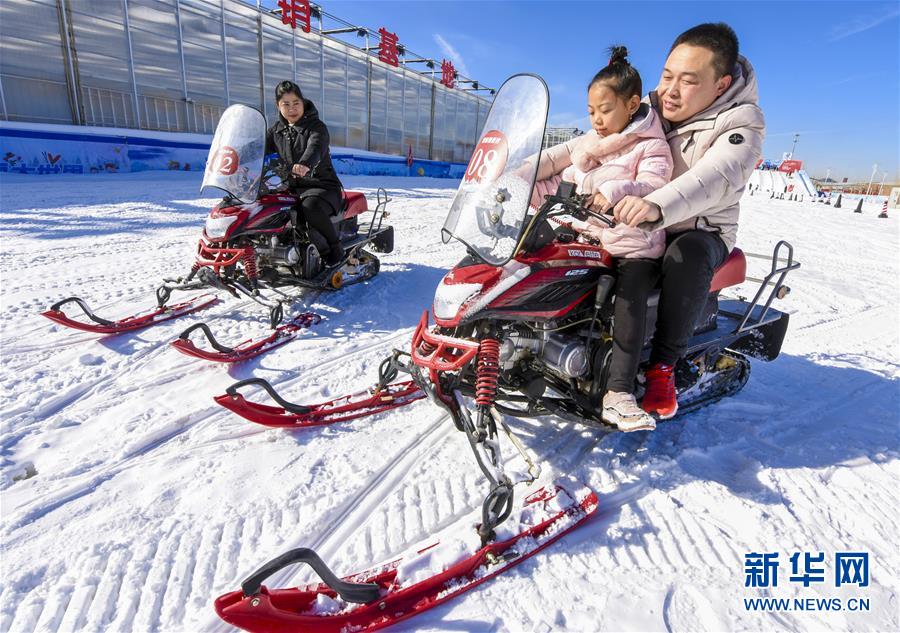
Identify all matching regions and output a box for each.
[589,45,642,99]
[607,45,629,67]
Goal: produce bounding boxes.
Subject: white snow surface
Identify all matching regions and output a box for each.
[1,172,898,632]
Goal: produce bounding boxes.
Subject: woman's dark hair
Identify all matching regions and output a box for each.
[275,80,303,103]
[587,46,642,100]
[670,23,739,79]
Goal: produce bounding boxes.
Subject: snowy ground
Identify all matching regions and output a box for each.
[1,172,897,632]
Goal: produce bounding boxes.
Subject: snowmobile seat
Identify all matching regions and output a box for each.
[709,247,746,292]
[338,191,368,220]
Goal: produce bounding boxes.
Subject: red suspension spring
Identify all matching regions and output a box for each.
[474,338,501,407]
[419,339,437,355]
[241,246,258,284]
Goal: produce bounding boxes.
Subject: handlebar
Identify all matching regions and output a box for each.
[541,193,616,228]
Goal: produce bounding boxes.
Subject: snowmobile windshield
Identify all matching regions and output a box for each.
[201,104,267,204]
[441,74,549,266]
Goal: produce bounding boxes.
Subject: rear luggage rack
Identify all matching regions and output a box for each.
[727,240,800,335]
[368,188,390,238]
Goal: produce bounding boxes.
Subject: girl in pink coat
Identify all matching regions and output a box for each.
[533,47,673,432]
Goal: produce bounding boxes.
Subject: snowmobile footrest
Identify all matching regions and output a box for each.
[241,548,381,604]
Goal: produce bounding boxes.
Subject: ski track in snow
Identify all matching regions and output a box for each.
[1,172,898,632]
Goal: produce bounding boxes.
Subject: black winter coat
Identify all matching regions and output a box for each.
[265,99,342,193]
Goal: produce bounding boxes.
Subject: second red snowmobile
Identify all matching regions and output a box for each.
[43,104,393,341]
[172,103,394,329]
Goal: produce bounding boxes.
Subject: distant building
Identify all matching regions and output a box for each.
[0,0,491,162]
[543,127,583,148]
[812,179,900,195]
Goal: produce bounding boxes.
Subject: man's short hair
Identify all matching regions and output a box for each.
[671,23,739,78]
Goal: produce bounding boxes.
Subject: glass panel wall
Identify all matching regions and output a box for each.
[0,0,73,124]
[2,0,490,161]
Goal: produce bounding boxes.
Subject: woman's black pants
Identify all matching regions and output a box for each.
[297,192,341,254]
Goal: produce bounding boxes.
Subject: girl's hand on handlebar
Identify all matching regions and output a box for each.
[587,192,612,213]
[292,163,310,177]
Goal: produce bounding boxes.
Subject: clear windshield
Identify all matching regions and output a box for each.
[441,74,549,265]
[201,104,267,204]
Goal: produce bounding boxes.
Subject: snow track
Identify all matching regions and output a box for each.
[1,172,897,632]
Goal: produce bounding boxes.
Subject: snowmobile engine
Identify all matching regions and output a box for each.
[257,243,302,266]
[499,327,589,378]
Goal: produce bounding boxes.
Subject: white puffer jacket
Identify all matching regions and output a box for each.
[643,56,765,251]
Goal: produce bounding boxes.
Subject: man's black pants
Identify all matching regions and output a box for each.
[606,230,728,392]
[650,230,728,366]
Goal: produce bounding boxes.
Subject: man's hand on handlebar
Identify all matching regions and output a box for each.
[613,195,661,227]
[291,163,310,178]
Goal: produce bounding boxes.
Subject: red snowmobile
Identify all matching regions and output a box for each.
[214,75,799,631]
[179,104,393,328]
[43,105,393,347]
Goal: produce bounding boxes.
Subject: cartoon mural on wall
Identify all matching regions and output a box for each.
[0,129,208,175]
[0,126,467,178]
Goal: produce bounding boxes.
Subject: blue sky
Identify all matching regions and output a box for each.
[274,1,899,181]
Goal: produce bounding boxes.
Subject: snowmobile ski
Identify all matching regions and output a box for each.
[214,377,425,428]
[170,312,322,363]
[214,481,598,633]
[42,294,218,334]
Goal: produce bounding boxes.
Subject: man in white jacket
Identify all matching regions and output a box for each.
[601,23,765,419]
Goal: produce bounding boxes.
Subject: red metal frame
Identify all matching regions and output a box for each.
[410,311,480,372]
[195,241,253,274]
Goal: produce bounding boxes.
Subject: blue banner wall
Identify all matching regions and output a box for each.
[0,125,467,178]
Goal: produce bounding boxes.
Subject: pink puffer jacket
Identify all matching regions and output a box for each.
[531,104,673,258]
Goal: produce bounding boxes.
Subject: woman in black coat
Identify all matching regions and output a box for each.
[265,80,344,266]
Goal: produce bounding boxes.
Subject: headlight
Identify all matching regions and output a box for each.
[433,282,482,321]
[205,215,238,239]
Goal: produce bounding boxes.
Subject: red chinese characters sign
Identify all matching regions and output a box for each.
[440,60,456,89]
[378,27,400,66]
[278,0,311,33]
